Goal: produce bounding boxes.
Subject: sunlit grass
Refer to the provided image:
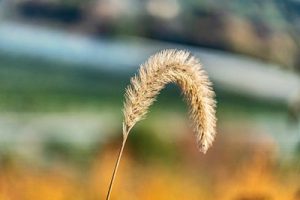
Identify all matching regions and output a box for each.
[0,142,298,200]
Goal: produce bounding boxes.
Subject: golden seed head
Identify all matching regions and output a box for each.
[123,49,217,153]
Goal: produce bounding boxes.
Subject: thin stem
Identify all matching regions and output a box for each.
[105,135,128,200]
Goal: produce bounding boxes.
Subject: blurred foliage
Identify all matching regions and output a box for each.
[0,141,299,200]
[42,137,97,168]
[10,0,300,71]
[127,126,178,165]
[295,141,300,156]
[0,53,126,111]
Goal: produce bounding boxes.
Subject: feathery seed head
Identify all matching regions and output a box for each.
[123,49,217,153]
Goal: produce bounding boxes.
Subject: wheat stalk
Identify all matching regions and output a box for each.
[106,49,217,200]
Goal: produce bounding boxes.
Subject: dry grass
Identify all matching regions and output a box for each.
[0,148,298,200]
[123,49,216,152]
[106,49,217,199]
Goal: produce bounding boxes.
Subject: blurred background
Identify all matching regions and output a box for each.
[0,0,300,199]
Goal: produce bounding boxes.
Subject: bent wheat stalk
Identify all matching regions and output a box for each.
[106,49,217,200]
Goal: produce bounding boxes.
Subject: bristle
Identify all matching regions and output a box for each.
[123,49,217,153]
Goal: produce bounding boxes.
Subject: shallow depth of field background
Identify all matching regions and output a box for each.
[0,0,300,200]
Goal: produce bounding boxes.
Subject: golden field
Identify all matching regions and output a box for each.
[0,135,298,200]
